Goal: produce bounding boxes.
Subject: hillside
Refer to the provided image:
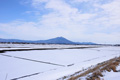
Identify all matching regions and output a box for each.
[0,37,96,45]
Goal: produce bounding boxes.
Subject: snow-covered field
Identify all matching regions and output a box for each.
[0,44,120,80]
[0,43,97,50]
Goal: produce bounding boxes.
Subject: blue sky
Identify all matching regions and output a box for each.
[0,0,37,22]
[0,0,120,44]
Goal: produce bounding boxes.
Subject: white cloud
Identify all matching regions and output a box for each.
[70,0,91,3]
[0,0,120,44]
[86,33,120,44]
[100,0,120,26]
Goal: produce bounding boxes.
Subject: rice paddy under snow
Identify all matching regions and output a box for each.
[0,44,120,80]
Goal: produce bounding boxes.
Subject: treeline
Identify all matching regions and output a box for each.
[0,42,78,45]
[0,42,46,44]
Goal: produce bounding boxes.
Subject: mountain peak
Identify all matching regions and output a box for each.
[45,37,74,44]
[54,37,66,39]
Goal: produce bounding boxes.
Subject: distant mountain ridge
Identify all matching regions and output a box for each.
[35,37,75,44]
[0,37,96,45]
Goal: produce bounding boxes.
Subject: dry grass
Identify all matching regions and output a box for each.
[59,56,120,80]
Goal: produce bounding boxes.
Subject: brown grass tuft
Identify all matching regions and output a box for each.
[58,57,120,80]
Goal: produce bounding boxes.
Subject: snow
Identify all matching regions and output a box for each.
[104,71,120,80]
[0,43,99,51]
[0,55,61,79]
[0,43,97,49]
[102,64,120,80]
[103,65,120,80]
[0,44,120,80]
